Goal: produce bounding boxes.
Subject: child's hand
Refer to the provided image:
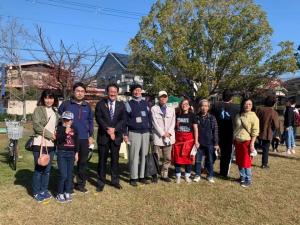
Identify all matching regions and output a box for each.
[110,133,116,141]
[250,144,255,152]
[75,153,79,163]
[66,127,71,134]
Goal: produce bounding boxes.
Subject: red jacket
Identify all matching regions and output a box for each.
[172,131,194,165]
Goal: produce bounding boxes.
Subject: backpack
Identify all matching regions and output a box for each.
[294,111,300,127]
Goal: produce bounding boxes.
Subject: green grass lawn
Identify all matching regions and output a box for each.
[0,124,299,225]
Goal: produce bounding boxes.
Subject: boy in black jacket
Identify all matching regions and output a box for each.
[56,111,79,203]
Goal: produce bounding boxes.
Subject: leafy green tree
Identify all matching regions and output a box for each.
[129,0,298,98]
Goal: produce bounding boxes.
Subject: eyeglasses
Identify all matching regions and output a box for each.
[75,90,86,93]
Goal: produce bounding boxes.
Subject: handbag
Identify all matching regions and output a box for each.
[25,136,34,151]
[145,152,159,177]
[27,114,52,152]
[37,129,50,166]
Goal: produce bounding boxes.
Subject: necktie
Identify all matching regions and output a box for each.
[109,101,114,120]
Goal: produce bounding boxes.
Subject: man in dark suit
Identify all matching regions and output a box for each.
[210,90,239,178]
[95,83,126,191]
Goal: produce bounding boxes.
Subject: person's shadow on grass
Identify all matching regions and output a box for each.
[14,166,59,196]
[14,169,33,195]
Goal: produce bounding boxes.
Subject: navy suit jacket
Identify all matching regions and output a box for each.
[95,98,126,146]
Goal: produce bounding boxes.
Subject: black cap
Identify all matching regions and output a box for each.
[130,83,143,93]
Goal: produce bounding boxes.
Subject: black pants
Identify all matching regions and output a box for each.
[76,139,89,188]
[261,140,270,166]
[97,141,121,187]
[219,140,233,177]
[271,138,279,150]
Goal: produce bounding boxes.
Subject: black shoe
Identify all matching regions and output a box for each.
[112,183,123,190]
[261,165,270,169]
[130,179,138,187]
[152,175,158,183]
[161,177,172,183]
[74,186,88,193]
[139,178,151,185]
[96,186,104,192]
[241,181,251,188]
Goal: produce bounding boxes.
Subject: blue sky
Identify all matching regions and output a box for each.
[1,0,299,77]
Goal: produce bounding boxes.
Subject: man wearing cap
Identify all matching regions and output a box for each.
[151,91,176,182]
[123,84,151,186]
[58,82,94,193]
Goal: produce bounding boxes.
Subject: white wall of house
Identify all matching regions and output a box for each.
[7,100,38,115]
[7,100,65,115]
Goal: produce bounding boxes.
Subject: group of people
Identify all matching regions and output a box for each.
[30,82,297,203]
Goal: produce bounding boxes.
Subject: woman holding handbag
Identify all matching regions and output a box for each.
[233,98,259,188]
[32,90,59,202]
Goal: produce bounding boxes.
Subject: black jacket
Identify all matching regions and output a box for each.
[95,98,126,145]
[56,125,79,152]
[284,106,295,127]
[210,101,239,140]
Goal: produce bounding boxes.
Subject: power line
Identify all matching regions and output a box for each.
[47,0,146,16]
[1,56,104,67]
[0,45,108,57]
[0,14,130,33]
[29,0,144,20]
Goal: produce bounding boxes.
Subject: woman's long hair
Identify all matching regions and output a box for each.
[176,98,194,115]
[37,89,59,108]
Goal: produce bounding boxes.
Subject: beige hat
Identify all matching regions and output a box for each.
[158,91,168,97]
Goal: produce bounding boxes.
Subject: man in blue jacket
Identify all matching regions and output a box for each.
[58,82,94,193]
[124,84,151,186]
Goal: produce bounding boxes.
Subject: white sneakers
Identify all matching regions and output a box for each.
[193,176,201,182]
[208,177,215,183]
[176,175,215,183]
[185,176,192,183]
[175,176,192,184]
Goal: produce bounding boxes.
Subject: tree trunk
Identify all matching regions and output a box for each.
[18,65,26,121]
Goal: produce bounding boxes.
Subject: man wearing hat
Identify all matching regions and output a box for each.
[151,91,176,182]
[124,84,151,186]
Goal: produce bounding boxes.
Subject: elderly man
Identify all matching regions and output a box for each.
[151,91,176,182]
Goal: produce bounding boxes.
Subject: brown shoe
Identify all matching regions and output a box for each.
[161,177,172,182]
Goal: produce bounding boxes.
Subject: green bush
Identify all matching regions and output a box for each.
[0,113,9,122]
[0,113,33,122]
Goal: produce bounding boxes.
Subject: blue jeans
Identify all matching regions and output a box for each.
[175,164,192,177]
[285,126,295,149]
[195,145,214,178]
[32,147,54,195]
[239,167,252,182]
[57,150,75,194]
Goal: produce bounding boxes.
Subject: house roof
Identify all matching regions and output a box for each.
[5,61,51,68]
[96,52,130,76]
[109,52,129,69]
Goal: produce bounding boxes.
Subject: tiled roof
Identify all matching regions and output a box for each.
[110,52,129,69]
